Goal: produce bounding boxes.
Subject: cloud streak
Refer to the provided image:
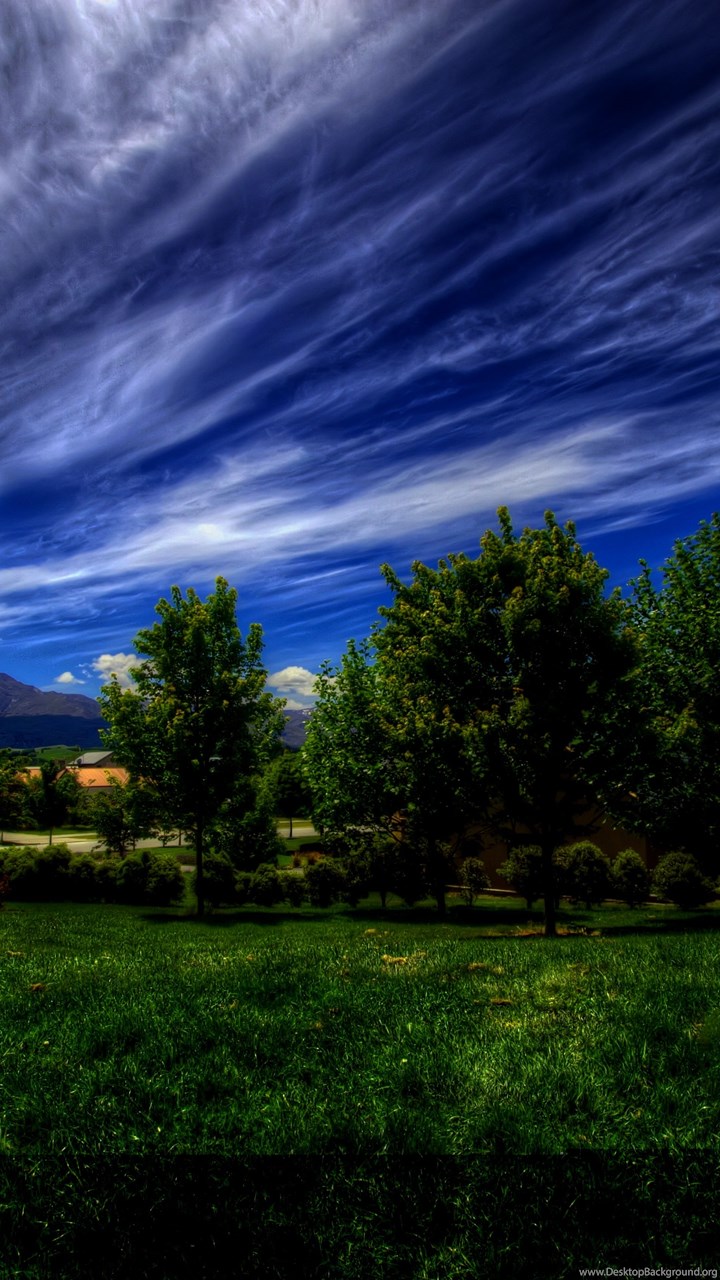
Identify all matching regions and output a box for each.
[1,0,719,691]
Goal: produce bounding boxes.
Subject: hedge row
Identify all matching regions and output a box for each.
[0,845,185,907]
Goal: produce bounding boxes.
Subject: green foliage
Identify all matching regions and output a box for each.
[303,638,400,843]
[651,851,717,909]
[268,750,312,836]
[457,856,490,906]
[210,780,285,871]
[115,850,185,907]
[376,508,644,934]
[632,513,720,865]
[304,858,348,908]
[0,753,26,834]
[497,846,544,909]
[0,843,73,901]
[554,841,611,909]
[195,851,238,908]
[248,862,284,907]
[609,849,651,908]
[98,578,284,915]
[89,780,160,854]
[279,871,306,907]
[21,763,82,834]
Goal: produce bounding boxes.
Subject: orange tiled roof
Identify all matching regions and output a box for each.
[69,767,129,789]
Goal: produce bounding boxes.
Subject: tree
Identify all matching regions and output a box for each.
[303,638,401,844]
[0,753,26,840]
[268,750,312,838]
[376,509,643,935]
[98,578,284,916]
[22,761,81,842]
[89,780,160,855]
[632,513,720,865]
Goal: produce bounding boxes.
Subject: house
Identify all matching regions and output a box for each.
[63,766,129,795]
[69,750,116,769]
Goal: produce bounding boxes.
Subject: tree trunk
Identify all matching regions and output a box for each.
[196,826,205,918]
[427,839,446,918]
[289,814,293,839]
[541,839,557,937]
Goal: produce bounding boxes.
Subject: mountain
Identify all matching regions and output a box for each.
[0,673,106,749]
[282,708,312,750]
[0,673,311,752]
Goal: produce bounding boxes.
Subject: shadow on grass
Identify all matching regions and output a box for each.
[139,898,720,937]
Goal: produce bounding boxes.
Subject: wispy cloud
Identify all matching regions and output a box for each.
[1,0,719,692]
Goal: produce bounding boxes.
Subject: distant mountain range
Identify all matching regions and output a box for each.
[0,673,310,750]
[0,673,106,749]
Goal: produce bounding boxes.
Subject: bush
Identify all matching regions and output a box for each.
[385,841,428,908]
[249,863,284,907]
[116,850,185,906]
[279,871,306,907]
[67,853,104,902]
[195,852,238,908]
[0,844,73,901]
[234,871,254,905]
[305,858,347,908]
[610,849,651,908]
[651,851,717,909]
[497,846,544,909]
[554,841,611,909]
[458,856,490,906]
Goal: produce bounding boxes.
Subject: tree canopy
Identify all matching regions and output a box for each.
[375,508,644,932]
[632,512,720,863]
[98,578,284,915]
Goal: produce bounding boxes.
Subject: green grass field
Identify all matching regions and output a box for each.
[2,898,719,1157]
[2,899,719,1277]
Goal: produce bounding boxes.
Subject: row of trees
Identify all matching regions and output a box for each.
[16,511,715,930]
[303,510,720,934]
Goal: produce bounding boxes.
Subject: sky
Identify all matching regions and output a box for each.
[2,0,720,710]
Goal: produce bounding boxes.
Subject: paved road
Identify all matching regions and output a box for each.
[1,823,319,855]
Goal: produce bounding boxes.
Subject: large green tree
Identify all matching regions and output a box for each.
[0,752,26,840]
[303,638,400,845]
[632,512,720,863]
[268,750,312,838]
[98,578,284,916]
[376,509,643,934]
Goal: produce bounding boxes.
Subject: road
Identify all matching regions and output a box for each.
[0,822,319,855]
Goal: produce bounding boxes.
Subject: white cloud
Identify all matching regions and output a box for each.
[268,665,318,699]
[54,671,85,685]
[92,652,138,689]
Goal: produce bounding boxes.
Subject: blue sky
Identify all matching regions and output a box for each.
[2,0,720,709]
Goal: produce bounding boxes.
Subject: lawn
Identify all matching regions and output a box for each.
[2,898,719,1157]
[2,898,719,1278]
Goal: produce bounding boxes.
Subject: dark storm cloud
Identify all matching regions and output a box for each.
[1,0,719,689]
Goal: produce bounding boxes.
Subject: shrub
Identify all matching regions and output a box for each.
[651,851,717,909]
[116,850,185,906]
[458,856,490,906]
[0,844,73,901]
[249,863,284,907]
[195,852,238,908]
[385,841,428,908]
[554,841,611,909]
[497,846,544,909]
[234,871,255,905]
[305,858,347,908]
[610,849,651,908]
[279,871,306,907]
[67,853,103,902]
